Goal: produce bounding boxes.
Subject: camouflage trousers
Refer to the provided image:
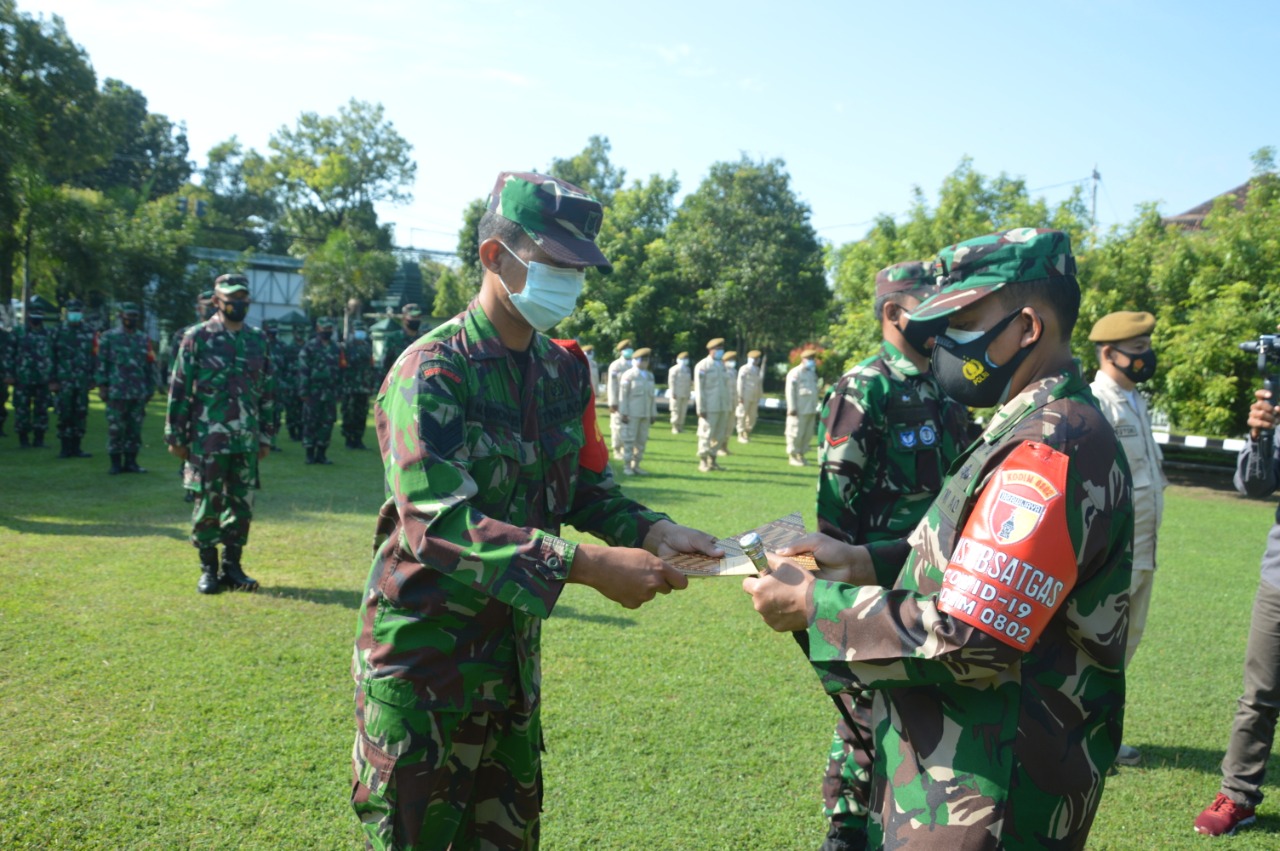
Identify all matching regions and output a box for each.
[302,397,336,448]
[268,391,288,445]
[189,452,256,547]
[0,381,8,426]
[285,394,303,438]
[342,392,371,442]
[353,700,542,850]
[105,398,147,454]
[13,383,52,433]
[56,383,91,440]
[823,689,874,829]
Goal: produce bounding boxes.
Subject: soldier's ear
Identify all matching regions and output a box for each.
[478,239,504,274]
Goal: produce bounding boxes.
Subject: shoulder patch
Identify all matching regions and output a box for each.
[420,359,462,384]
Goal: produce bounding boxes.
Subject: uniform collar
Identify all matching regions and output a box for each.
[983,363,1086,442]
[462,298,549,362]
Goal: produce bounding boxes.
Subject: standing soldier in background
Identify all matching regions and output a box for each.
[667,350,692,434]
[695,337,731,472]
[278,320,304,442]
[737,349,764,443]
[785,349,821,466]
[607,338,633,459]
[168,290,214,382]
[341,320,376,450]
[0,321,12,437]
[7,301,57,449]
[166,274,274,595]
[619,347,657,475]
[298,316,343,465]
[53,298,96,459]
[1089,310,1165,767]
[582,343,601,394]
[813,261,972,849]
[261,320,288,452]
[378,303,424,376]
[96,302,159,474]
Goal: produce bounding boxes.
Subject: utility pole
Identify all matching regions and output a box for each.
[1091,166,1101,246]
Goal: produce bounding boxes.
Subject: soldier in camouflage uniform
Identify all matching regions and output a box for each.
[96,302,160,474]
[297,316,343,465]
[746,229,1133,851]
[6,301,57,448]
[168,290,215,383]
[275,320,303,442]
[166,274,274,594]
[378,303,424,377]
[53,298,96,459]
[341,320,376,449]
[813,261,973,850]
[350,171,718,851]
[261,319,289,452]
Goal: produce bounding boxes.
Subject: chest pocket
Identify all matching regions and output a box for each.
[466,422,522,514]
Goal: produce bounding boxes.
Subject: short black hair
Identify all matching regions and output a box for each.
[873,292,909,321]
[995,275,1080,342]
[477,211,532,254]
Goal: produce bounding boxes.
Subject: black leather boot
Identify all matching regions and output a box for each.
[220,543,258,592]
[305,446,316,464]
[71,437,92,458]
[58,437,72,458]
[316,444,333,465]
[197,547,221,594]
[18,431,30,448]
[108,453,123,474]
[124,452,147,473]
[32,429,45,448]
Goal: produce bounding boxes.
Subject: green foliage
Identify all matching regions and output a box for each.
[300,229,396,316]
[548,135,626,207]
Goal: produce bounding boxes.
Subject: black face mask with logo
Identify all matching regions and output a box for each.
[931,309,1036,408]
[1111,347,1157,384]
[222,301,249,322]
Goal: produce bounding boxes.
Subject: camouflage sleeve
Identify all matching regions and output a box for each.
[164,333,195,448]
[94,334,109,387]
[259,333,276,443]
[816,375,878,542]
[382,352,577,616]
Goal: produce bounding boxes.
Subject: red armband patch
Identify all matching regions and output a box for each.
[937,441,1077,650]
[553,338,608,474]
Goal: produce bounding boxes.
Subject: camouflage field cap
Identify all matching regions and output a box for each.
[706,337,725,350]
[263,318,279,331]
[118,301,141,315]
[65,297,83,310]
[487,171,612,273]
[913,228,1077,322]
[315,316,336,329]
[402,304,423,318]
[214,274,250,296]
[26,300,44,320]
[633,347,652,358]
[197,289,215,302]
[875,261,936,298]
[1089,310,1155,343]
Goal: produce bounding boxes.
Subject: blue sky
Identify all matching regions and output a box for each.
[18,0,1280,254]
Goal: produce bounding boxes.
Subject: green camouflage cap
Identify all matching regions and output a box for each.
[402,303,423,318]
[197,289,215,302]
[875,261,937,299]
[263,318,279,331]
[214,273,250,296]
[315,316,336,329]
[25,299,44,320]
[118,301,141,315]
[486,171,612,273]
[64,297,84,310]
[913,228,1077,322]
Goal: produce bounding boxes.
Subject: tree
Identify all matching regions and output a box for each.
[548,135,626,207]
[251,99,416,247]
[301,229,396,317]
[663,156,829,358]
[195,137,287,253]
[84,79,192,202]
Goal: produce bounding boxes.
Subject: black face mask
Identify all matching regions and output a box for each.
[122,317,138,330]
[899,312,948,358]
[1111,347,1157,384]
[318,330,333,341]
[405,320,421,333]
[29,319,43,330]
[200,305,217,321]
[931,309,1036,408]
[221,301,249,322]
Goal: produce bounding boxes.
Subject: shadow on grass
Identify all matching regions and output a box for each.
[265,586,363,609]
[1116,743,1239,777]
[0,515,188,540]
[551,605,637,627]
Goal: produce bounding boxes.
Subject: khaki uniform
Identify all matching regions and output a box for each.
[694,355,731,466]
[736,362,763,441]
[606,354,630,456]
[667,362,691,433]
[618,363,656,473]
[1090,371,1165,663]
[785,364,820,458]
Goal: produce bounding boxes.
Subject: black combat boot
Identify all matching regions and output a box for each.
[108,453,123,474]
[32,429,45,448]
[71,437,92,458]
[316,444,333,465]
[18,431,30,448]
[183,490,196,503]
[123,452,147,473]
[220,543,258,592]
[305,446,316,464]
[58,437,72,458]
[197,547,221,595]
[0,418,6,436]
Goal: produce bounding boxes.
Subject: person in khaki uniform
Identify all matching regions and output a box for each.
[607,338,633,460]
[618,347,657,475]
[582,343,601,396]
[737,349,764,442]
[667,350,692,433]
[694,337,731,471]
[785,348,820,465]
[720,351,738,456]
[1089,310,1164,767]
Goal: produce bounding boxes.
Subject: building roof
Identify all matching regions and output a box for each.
[1163,180,1252,229]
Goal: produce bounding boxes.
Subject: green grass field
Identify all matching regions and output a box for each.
[2,400,1279,849]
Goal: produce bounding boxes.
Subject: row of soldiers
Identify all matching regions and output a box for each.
[592,338,823,473]
[0,294,429,470]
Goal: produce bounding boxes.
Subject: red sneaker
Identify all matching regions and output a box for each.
[1194,793,1257,836]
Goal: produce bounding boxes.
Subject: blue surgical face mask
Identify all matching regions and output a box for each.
[713,349,724,361]
[497,241,586,332]
[354,330,368,341]
[678,358,688,367]
[621,347,635,359]
[726,360,737,370]
[67,312,83,324]
[804,359,816,370]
